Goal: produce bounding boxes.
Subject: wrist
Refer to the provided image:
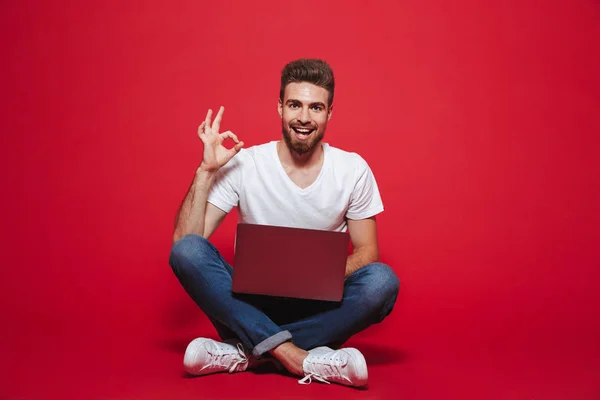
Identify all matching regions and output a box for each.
[194,165,217,188]
[198,161,220,174]
[196,161,219,175]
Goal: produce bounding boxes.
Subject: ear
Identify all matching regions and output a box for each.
[327,104,334,121]
[278,98,283,118]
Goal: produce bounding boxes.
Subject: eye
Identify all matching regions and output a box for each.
[311,105,323,111]
[289,103,299,109]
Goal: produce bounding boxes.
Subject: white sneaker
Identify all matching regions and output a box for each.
[300,346,368,387]
[183,338,249,376]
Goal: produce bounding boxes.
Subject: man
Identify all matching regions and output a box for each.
[169,58,400,387]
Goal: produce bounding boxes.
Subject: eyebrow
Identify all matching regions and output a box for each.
[285,99,326,108]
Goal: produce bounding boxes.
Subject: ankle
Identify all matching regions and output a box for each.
[269,342,309,376]
[270,342,308,359]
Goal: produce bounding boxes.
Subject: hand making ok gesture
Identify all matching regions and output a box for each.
[198,106,244,172]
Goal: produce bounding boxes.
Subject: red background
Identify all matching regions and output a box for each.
[2,0,599,398]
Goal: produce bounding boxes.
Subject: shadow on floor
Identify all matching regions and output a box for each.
[350,341,410,365]
[158,335,409,368]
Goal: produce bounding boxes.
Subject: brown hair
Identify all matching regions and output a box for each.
[280,58,335,107]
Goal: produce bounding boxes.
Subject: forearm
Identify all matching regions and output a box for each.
[173,167,216,243]
[345,246,379,278]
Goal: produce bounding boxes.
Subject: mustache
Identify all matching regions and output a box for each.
[290,122,318,129]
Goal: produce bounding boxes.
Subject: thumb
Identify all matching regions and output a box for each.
[222,142,243,163]
[230,141,244,156]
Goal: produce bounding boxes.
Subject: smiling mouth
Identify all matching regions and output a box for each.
[292,127,315,136]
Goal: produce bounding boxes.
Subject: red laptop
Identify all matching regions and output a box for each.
[232,223,350,302]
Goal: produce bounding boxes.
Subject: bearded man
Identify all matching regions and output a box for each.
[169,58,400,388]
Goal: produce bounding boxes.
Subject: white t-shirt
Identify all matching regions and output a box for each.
[207,141,384,232]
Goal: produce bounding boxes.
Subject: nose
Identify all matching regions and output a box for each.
[298,107,311,124]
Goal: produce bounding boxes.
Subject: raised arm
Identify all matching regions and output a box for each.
[172,107,243,243]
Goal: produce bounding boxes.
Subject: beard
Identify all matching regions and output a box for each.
[281,122,325,155]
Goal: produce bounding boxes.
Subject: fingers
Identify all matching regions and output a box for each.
[212,106,224,134]
[226,141,244,160]
[197,121,206,138]
[220,130,239,143]
[202,106,224,136]
[204,109,213,132]
[219,131,244,157]
[232,141,244,153]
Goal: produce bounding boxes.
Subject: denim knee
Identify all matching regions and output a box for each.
[169,234,215,272]
[355,263,400,320]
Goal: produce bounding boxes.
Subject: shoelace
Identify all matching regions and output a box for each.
[298,373,331,385]
[298,353,348,385]
[203,342,248,373]
[228,343,249,373]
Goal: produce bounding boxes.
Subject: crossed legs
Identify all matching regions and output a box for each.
[169,234,400,382]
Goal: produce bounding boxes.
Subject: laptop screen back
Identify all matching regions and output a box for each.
[232,223,349,302]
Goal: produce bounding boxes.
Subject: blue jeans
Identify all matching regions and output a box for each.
[169,234,400,359]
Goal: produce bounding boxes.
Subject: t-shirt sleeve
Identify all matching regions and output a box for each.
[346,155,384,220]
[206,154,243,213]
